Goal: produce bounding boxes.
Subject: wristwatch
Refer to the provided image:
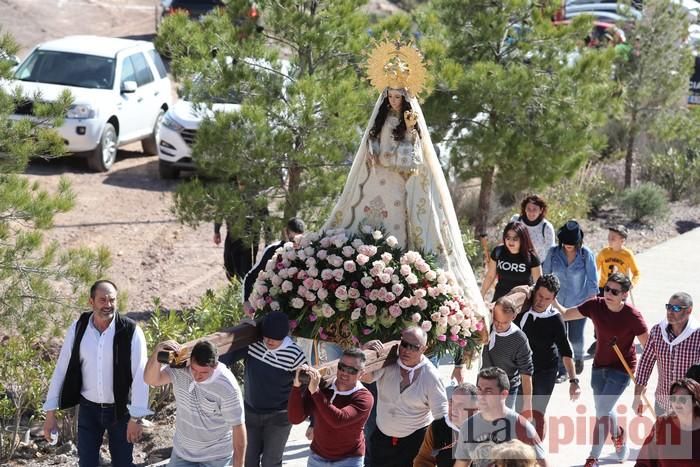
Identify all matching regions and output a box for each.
[569,378,580,385]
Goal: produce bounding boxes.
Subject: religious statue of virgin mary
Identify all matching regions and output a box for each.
[324,39,488,325]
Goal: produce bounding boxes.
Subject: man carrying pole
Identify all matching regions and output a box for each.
[556,272,649,467]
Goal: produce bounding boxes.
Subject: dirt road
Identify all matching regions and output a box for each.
[2,0,231,312]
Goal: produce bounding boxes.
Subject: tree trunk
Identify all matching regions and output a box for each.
[624,113,638,188]
[284,162,302,221]
[475,165,495,237]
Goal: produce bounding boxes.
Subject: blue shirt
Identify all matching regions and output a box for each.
[543,246,599,308]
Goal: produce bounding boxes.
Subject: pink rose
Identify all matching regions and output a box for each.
[348,287,361,299]
[303,277,314,289]
[437,335,447,342]
[421,321,433,331]
[366,303,377,316]
[344,261,357,273]
[360,276,374,288]
[392,283,405,296]
[356,254,369,266]
[321,269,334,281]
[400,297,413,309]
[389,304,402,317]
[333,269,345,281]
[335,285,349,300]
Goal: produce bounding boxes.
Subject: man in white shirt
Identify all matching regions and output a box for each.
[42,280,151,467]
[145,339,246,467]
[362,326,448,467]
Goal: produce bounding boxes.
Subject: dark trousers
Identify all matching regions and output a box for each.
[244,409,292,467]
[531,366,558,439]
[78,399,132,467]
[224,235,257,281]
[370,426,427,467]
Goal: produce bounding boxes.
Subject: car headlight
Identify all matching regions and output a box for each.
[66,104,97,119]
[162,113,185,132]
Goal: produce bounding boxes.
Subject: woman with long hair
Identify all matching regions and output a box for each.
[510,195,556,263]
[635,378,700,466]
[542,220,598,378]
[481,221,542,301]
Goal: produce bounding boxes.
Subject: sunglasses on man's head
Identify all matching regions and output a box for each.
[604,285,623,296]
[337,362,360,375]
[665,304,690,313]
[400,340,421,351]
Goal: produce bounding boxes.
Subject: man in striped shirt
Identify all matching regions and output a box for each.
[145,339,246,467]
[220,311,308,467]
[634,292,700,416]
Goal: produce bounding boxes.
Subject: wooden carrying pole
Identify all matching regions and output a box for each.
[299,341,400,385]
[156,317,401,377]
[610,337,656,421]
[157,321,260,367]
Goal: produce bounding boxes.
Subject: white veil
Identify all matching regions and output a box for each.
[324,90,489,325]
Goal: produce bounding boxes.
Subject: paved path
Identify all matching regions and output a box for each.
[280,227,700,466]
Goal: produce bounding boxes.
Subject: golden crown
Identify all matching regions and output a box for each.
[366,38,427,98]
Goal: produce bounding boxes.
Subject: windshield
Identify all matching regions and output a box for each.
[14,50,115,89]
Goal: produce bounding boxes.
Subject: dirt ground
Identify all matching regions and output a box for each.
[2,1,700,465]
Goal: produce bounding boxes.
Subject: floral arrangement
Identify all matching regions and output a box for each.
[247,226,486,357]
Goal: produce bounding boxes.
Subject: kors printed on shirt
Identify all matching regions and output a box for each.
[497,260,527,273]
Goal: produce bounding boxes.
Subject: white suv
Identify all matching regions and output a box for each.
[9,35,172,171]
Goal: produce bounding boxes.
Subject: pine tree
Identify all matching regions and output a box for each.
[0,31,110,335]
[0,31,110,461]
[421,0,615,234]
[614,0,694,187]
[156,0,378,239]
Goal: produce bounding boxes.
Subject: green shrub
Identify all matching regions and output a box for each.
[619,183,668,222]
[642,148,700,201]
[142,283,246,412]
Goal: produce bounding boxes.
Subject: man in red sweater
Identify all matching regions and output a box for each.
[288,347,374,466]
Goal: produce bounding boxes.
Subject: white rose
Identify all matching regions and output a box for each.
[372,230,383,240]
[291,297,305,309]
[386,235,398,248]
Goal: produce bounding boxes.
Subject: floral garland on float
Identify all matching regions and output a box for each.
[247,225,486,358]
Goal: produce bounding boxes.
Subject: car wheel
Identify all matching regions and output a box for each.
[142,109,164,155]
[87,123,117,172]
[158,160,180,179]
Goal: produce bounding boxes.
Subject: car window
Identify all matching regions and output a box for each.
[14,50,115,89]
[128,52,154,87]
[120,56,137,86]
[147,49,168,79]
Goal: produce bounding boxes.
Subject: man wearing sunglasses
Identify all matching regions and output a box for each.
[288,348,373,466]
[362,327,448,467]
[556,272,649,467]
[634,292,700,417]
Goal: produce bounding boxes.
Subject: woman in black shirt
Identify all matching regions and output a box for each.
[481,221,542,301]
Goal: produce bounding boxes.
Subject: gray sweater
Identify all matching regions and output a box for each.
[481,328,533,388]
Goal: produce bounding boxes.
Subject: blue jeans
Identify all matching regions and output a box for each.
[77,400,132,467]
[308,452,363,467]
[567,318,586,360]
[169,451,232,467]
[589,367,630,458]
[506,382,520,411]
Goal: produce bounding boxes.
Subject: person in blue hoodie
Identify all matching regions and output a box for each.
[543,220,598,380]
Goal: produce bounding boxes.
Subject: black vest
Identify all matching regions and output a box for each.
[431,417,458,467]
[59,312,136,418]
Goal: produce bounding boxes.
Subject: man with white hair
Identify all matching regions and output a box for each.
[362,327,448,467]
[634,292,700,416]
